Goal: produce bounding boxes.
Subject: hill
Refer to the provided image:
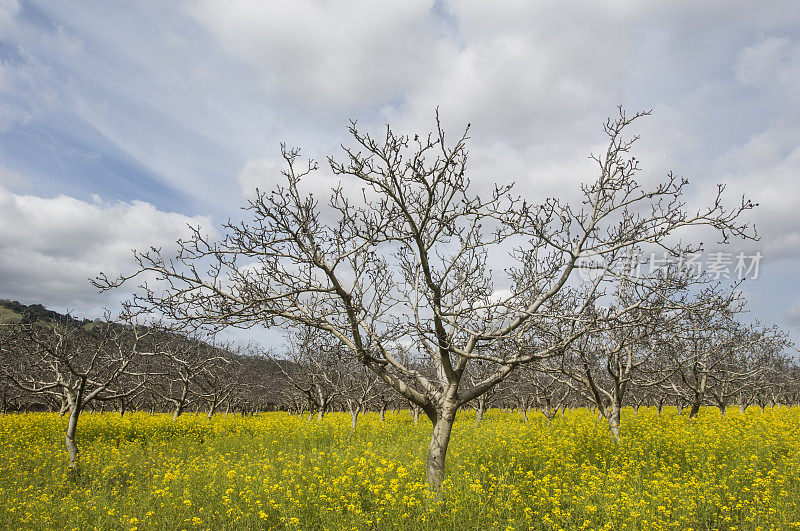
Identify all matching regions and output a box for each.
[0,299,99,328]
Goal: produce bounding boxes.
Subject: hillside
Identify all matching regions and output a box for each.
[0,299,100,328]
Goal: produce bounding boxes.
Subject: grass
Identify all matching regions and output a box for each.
[1,407,799,530]
[0,306,22,324]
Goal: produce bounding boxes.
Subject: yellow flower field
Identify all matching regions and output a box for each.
[1,408,799,530]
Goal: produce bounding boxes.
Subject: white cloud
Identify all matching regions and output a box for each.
[0,165,28,190]
[0,0,19,36]
[0,186,215,316]
[188,0,449,118]
[735,37,800,96]
[236,157,284,198]
[696,37,800,263]
[0,102,30,131]
[786,300,800,330]
[714,124,800,261]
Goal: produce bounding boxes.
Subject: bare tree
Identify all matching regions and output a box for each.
[230,353,285,414]
[274,328,341,421]
[668,315,787,417]
[703,323,788,416]
[0,318,147,469]
[373,380,402,422]
[529,369,572,422]
[463,359,504,425]
[553,268,723,439]
[194,349,238,419]
[0,375,25,414]
[337,362,379,429]
[503,366,538,421]
[665,302,740,418]
[96,109,755,487]
[754,345,795,411]
[147,331,228,420]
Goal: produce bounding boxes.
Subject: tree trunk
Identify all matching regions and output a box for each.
[317,408,325,421]
[542,403,554,422]
[350,409,359,429]
[689,397,702,419]
[380,406,386,422]
[475,398,485,426]
[66,404,81,470]
[608,403,621,442]
[426,412,455,489]
[689,373,707,418]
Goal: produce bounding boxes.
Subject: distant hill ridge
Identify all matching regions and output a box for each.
[0,299,99,326]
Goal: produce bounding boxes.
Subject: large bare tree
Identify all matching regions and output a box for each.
[96,109,755,487]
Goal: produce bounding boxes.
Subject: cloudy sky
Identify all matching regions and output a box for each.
[1,0,799,343]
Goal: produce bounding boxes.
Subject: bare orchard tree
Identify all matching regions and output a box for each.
[112,368,148,416]
[553,273,723,440]
[95,109,755,487]
[373,380,402,422]
[665,301,742,418]
[753,344,795,411]
[338,361,380,429]
[529,368,573,422]
[274,328,341,421]
[148,330,229,420]
[463,359,505,425]
[774,355,800,408]
[734,326,791,413]
[703,323,789,416]
[237,353,287,414]
[502,365,539,421]
[194,348,238,419]
[0,318,147,469]
[1,324,62,412]
[0,381,24,414]
[668,315,786,417]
